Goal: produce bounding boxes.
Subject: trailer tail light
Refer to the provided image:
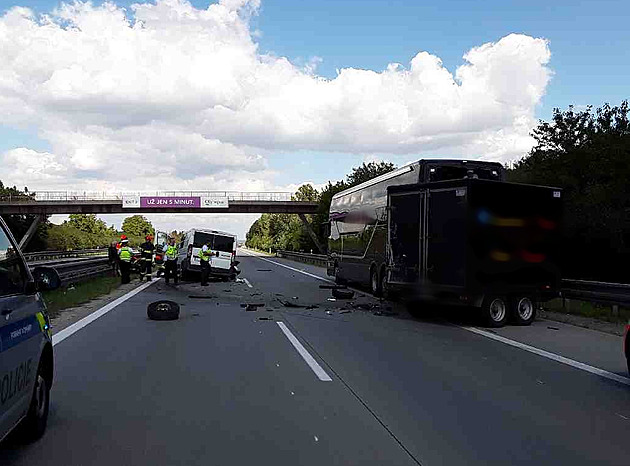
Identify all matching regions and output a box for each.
[187,244,192,259]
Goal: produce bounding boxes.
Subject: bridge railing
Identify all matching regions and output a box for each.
[0,191,295,202]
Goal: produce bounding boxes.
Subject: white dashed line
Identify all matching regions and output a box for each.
[277,322,332,382]
[243,278,253,288]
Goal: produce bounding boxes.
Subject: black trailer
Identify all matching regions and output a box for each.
[387,178,562,327]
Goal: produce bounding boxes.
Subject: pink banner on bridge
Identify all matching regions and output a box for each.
[140,196,201,208]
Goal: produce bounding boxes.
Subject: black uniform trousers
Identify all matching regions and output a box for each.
[165,260,178,284]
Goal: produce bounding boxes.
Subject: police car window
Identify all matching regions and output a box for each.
[0,226,27,296]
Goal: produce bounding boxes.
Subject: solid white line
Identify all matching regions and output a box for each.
[243,278,253,288]
[242,250,333,283]
[461,326,630,386]
[277,321,332,382]
[52,279,159,346]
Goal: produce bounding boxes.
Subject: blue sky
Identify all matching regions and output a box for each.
[0,0,628,236]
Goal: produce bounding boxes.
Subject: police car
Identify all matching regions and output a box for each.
[0,217,60,443]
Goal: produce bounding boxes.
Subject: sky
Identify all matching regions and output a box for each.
[0,0,628,239]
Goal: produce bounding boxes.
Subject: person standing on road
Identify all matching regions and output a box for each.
[164,237,178,285]
[199,241,212,286]
[108,241,120,276]
[139,234,155,282]
[118,239,132,284]
[154,244,165,277]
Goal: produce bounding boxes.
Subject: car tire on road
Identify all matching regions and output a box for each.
[481,295,508,328]
[334,264,346,285]
[15,358,50,443]
[510,296,536,326]
[147,300,180,321]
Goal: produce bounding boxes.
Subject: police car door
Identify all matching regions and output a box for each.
[0,222,41,439]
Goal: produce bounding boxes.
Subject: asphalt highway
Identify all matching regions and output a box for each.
[2,251,630,465]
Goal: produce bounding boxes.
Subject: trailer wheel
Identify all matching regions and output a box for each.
[481,296,508,327]
[510,296,536,326]
[370,266,382,297]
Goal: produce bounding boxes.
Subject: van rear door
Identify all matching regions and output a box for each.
[210,235,235,271]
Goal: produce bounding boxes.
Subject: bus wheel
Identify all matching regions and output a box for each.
[371,266,382,297]
[481,295,508,328]
[334,264,346,285]
[510,296,536,326]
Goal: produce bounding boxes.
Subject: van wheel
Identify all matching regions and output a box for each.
[380,267,391,299]
[371,267,382,297]
[16,358,50,442]
[510,296,536,326]
[481,295,508,328]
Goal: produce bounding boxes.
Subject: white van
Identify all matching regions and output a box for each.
[178,229,238,280]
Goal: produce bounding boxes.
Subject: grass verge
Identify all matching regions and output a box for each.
[42,275,121,318]
[544,298,630,324]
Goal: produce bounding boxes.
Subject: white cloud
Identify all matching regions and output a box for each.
[0,0,552,234]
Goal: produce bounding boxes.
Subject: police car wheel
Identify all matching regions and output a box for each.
[147,300,180,321]
[17,360,50,442]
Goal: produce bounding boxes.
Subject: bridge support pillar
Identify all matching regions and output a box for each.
[298,213,325,254]
[18,214,45,250]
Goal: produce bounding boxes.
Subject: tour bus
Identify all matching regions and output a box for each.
[327,159,505,292]
[177,229,238,280]
[328,159,563,327]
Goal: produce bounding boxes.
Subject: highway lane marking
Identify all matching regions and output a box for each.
[462,326,630,386]
[242,250,630,387]
[276,322,333,382]
[52,279,160,346]
[243,278,253,288]
[240,249,333,283]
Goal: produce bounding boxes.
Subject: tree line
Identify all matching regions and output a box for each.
[247,100,629,282]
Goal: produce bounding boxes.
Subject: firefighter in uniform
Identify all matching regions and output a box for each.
[139,234,155,281]
[199,242,212,286]
[164,237,178,285]
[118,238,132,284]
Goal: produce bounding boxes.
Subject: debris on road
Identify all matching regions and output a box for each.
[257,269,272,272]
[319,284,347,290]
[339,310,352,314]
[327,298,336,302]
[241,303,265,312]
[332,288,354,299]
[326,310,333,315]
[188,295,218,299]
[373,310,398,317]
[258,317,273,321]
[547,326,560,330]
[147,300,180,321]
[277,298,306,308]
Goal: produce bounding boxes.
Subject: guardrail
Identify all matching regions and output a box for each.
[24,248,107,263]
[276,250,328,267]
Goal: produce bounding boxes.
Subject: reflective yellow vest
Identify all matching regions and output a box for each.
[165,245,177,260]
[199,247,212,262]
[119,247,132,262]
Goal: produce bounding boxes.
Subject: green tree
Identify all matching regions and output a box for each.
[122,215,154,237]
[509,100,630,280]
[67,214,108,235]
[345,161,396,187]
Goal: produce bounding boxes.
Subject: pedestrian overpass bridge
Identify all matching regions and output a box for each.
[0,191,318,215]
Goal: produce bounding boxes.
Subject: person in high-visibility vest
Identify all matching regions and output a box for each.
[199,241,212,286]
[164,237,178,285]
[118,239,132,284]
[139,234,155,282]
